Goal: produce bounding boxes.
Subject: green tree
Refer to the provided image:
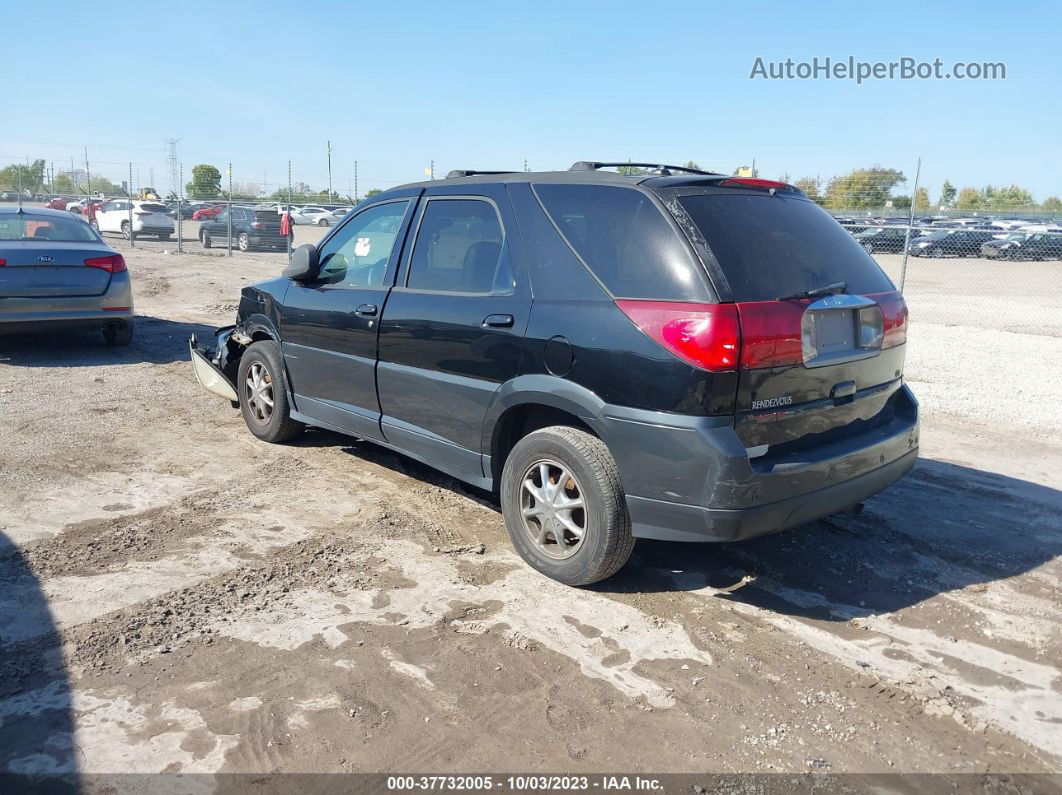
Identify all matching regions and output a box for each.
[938,180,956,207]
[1042,196,1062,212]
[913,186,931,211]
[364,188,383,198]
[617,162,646,175]
[891,195,912,210]
[683,160,703,172]
[186,164,222,199]
[955,187,981,210]
[794,176,823,203]
[0,159,46,193]
[823,166,905,210]
[983,184,1033,210]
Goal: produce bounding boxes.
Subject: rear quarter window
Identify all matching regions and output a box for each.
[678,193,895,301]
[533,183,710,301]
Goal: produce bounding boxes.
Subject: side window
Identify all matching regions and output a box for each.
[534,183,709,301]
[317,200,409,288]
[406,199,510,294]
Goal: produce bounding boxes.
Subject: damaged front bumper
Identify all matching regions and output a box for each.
[189,326,239,403]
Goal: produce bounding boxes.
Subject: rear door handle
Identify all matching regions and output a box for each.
[355,303,378,317]
[482,314,514,328]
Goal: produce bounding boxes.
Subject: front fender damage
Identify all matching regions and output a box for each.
[189,325,247,406]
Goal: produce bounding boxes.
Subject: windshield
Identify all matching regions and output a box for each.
[0,214,100,242]
[676,192,894,301]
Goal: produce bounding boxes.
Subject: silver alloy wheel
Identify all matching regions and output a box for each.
[245,361,274,424]
[519,458,586,560]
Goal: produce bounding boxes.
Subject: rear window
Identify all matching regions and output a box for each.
[139,203,169,213]
[0,214,99,242]
[678,193,895,302]
[534,184,709,301]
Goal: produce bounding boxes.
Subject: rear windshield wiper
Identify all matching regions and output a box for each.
[778,282,847,301]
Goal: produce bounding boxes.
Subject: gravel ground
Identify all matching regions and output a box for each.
[0,241,1059,786]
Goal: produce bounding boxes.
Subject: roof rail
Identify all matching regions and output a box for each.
[444,169,518,179]
[569,161,719,176]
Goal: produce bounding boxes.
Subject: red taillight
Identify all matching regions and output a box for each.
[719,178,789,190]
[0,258,6,267]
[871,291,908,348]
[251,221,263,229]
[735,301,806,369]
[615,300,740,372]
[85,254,126,273]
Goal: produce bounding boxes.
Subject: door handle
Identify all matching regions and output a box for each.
[355,303,378,317]
[482,314,514,328]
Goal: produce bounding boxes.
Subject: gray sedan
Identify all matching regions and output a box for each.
[0,207,134,345]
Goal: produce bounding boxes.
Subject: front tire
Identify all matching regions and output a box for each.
[317,218,330,227]
[201,230,212,249]
[237,341,305,443]
[238,232,250,252]
[121,221,135,241]
[500,426,634,586]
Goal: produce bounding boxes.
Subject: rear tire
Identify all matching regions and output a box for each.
[238,232,251,252]
[237,340,305,443]
[500,426,634,586]
[103,320,133,346]
[121,221,134,241]
[158,233,171,241]
[201,230,212,249]
[929,246,944,257]
[318,218,329,227]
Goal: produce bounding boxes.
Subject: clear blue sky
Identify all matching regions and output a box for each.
[3,0,1059,200]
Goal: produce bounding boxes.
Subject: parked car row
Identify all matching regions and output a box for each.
[838,215,1062,259]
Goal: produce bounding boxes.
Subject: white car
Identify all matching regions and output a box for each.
[94,200,175,240]
[290,206,333,226]
[66,197,101,214]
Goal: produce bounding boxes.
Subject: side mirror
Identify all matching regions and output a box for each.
[283,244,320,282]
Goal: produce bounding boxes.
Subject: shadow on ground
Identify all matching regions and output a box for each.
[0,531,78,791]
[0,316,215,368]
[308,427,1061,617]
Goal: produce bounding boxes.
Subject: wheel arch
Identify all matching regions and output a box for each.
[484,375,607,487]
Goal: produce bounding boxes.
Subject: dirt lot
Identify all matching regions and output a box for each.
[0,240,1059,784]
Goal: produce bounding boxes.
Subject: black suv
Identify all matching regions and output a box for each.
[190,162,918,586]
[199,207,292,252]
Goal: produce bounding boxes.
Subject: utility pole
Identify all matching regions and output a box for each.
[899,156,921,292]
[524,158,529,172]
[327,140,333,202]
[166,138,181,198]
[430,159,434,180]
[84,147,91,197]
[354,160,358,202]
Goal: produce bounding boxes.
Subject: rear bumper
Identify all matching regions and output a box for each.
[601,384,919,542]
[626,448,916,542]
[0,276,134,334]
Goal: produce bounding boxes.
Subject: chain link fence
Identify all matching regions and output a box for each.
[2,153,1060,334]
